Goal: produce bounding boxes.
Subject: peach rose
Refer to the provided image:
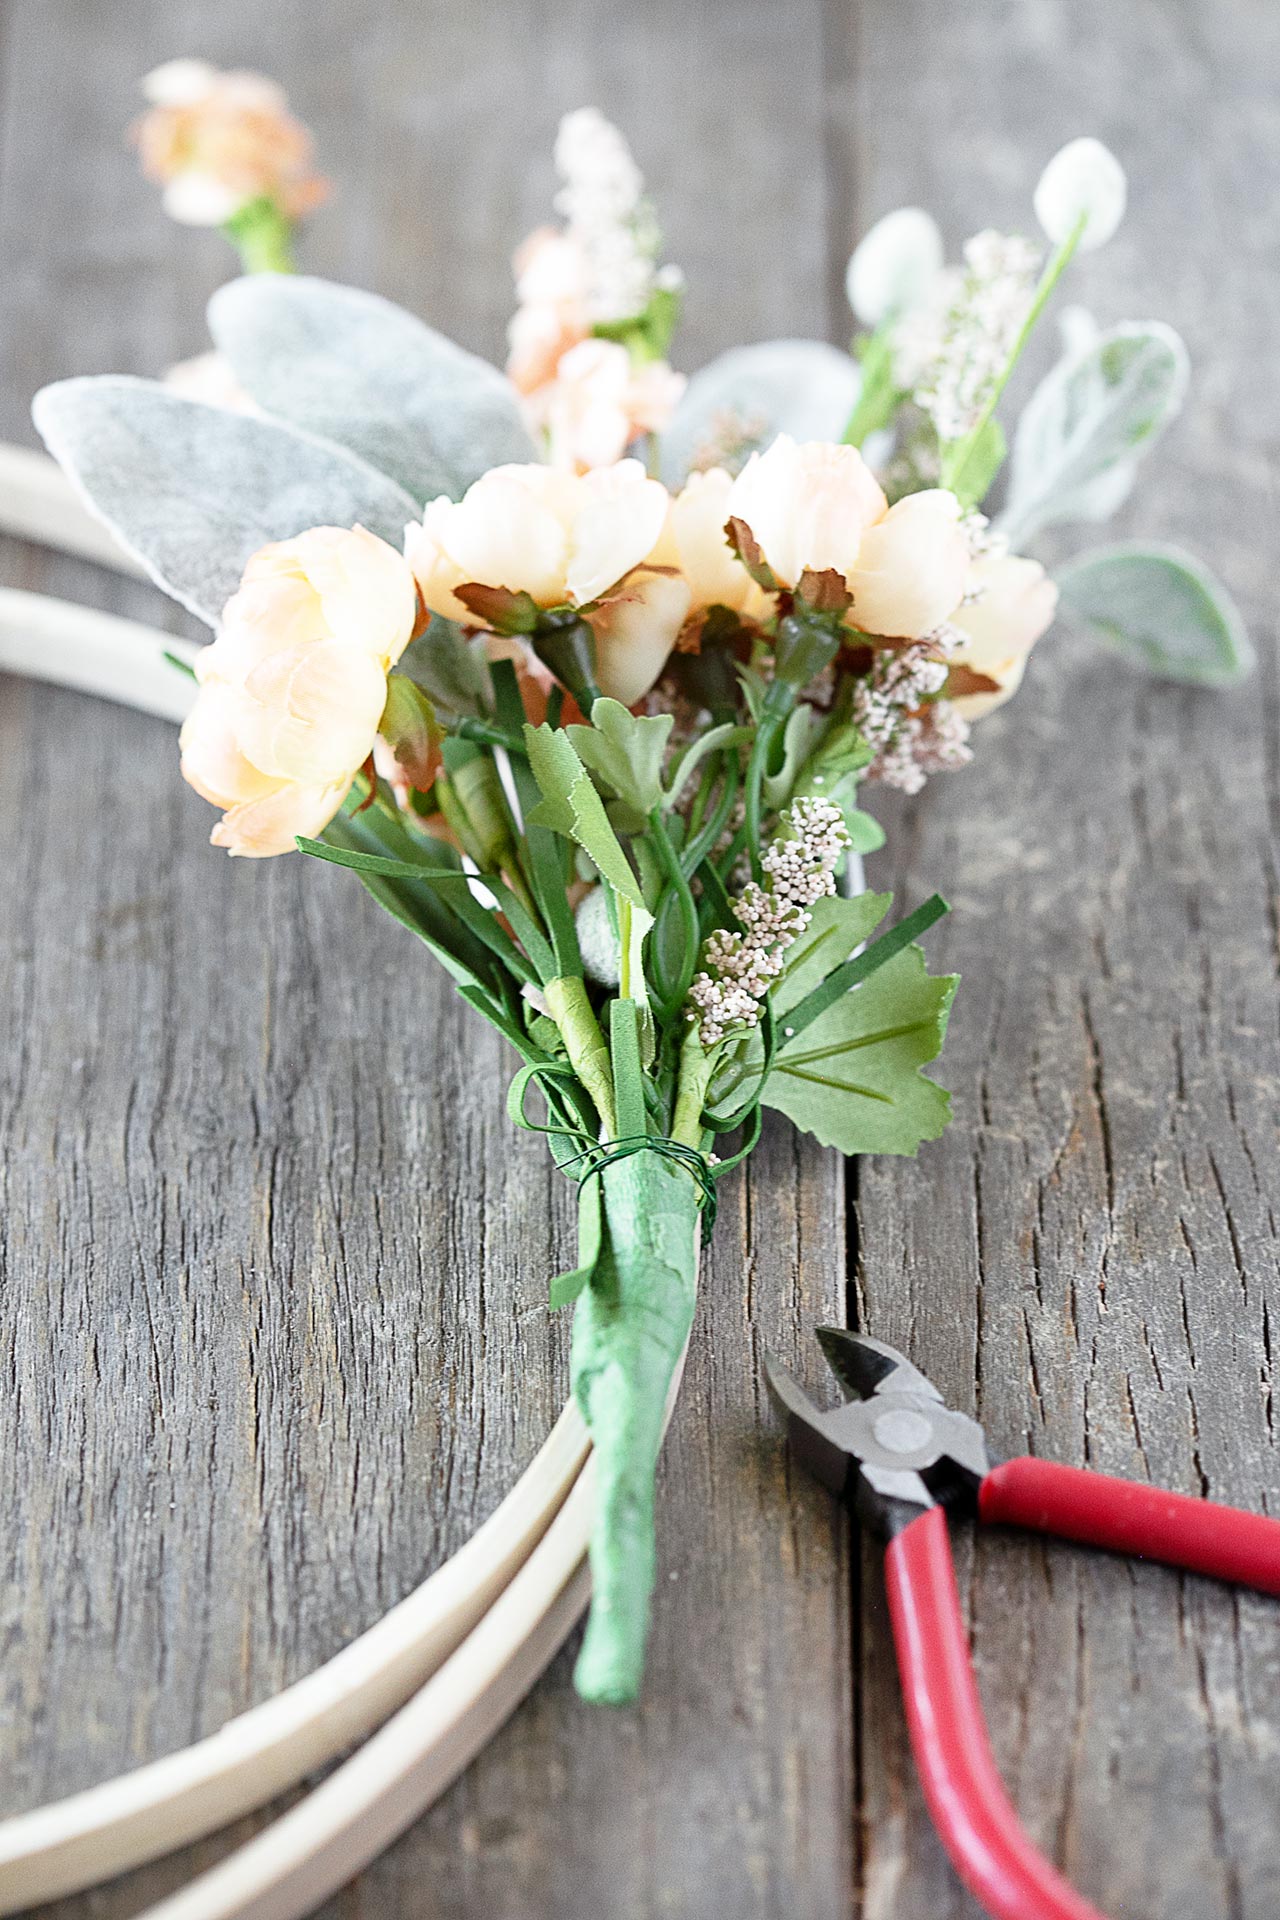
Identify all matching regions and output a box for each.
[727,435,969,639]
[647,467,770,619]
[180,525,417,856]
[406,460,669,624]
[947,548,1059,719]
[133,59,328,226]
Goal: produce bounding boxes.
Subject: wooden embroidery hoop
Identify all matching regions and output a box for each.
[0,504,698,1919]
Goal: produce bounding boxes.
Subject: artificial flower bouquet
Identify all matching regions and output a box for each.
[34,110,1248,1705]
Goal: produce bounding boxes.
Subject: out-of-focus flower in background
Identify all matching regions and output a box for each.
[507,108,685,472]
[1034,137,1127,251]
[132,58,328,272]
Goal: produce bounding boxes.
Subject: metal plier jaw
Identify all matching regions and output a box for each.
[764,1328,989,1538]
[767,1329,1280,1920]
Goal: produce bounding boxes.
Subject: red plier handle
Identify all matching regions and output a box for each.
[886,1460,1280,1920]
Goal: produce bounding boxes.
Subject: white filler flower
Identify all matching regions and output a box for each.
[846,206,945,326]
[1034,138,1127,252]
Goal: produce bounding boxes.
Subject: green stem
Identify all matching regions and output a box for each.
[681,755,740,879]
[454,716,526,755]
[648,808,701,1021]
[743,693,790,882]
[221,195,298,274]
[842,325,900,447]
[671,1029,715,1148]
[545,976,616,1136]
[571,1151,699,1704]
[940,212,1086,493]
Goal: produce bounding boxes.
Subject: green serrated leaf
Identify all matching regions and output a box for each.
[775,893,891,1013]
[523,722,647,911]
[764,944,957,1156]
[566,698,675,816]
[1056,542,1253,687]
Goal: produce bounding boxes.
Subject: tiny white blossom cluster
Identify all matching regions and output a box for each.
[688,797,852,1046]
[866,702,972,795]
[852,634,972,795]
[553,107,668,325]
[899,230,1042,442]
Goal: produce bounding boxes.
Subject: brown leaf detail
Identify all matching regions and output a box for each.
[945,664,1002,698]
[796,567,853,615]
[724,516,780,591]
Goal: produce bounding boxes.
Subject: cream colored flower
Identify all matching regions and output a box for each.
[181,525,417,857]
[846,491,971,639]
[529,337,685,473]
[647,467,770,619]
[727,436,888,589]
[133,59,328,226]
[727,436,969,639]
[948,547,1059,719]
[589,570,692,706]
[406,460,669,623]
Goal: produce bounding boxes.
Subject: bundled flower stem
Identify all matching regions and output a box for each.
[35,117,1249,1708]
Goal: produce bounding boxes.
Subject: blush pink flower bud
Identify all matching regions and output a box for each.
[506,227,592,394]
[180,525,417,857]
[528,337,686,473]
[133,60,329,227]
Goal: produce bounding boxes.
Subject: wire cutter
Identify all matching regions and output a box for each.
[765,1328,1280,1920]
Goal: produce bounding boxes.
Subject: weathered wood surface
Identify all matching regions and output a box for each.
[0,2,1276,1917]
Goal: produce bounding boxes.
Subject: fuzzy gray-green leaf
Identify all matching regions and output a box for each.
[999,323,1189,547]
[33,376,419,627]
[209,275,537,503]
[1056,543,1253,686]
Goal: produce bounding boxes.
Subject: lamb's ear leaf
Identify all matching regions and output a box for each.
[33,376,420,628]
[660,340,862,487]
[208,275,538,504]
[1056,543,1253,687]
[997,322,1189,547]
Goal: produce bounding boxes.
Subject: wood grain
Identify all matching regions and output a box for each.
[844,4,1280,1915]
[0,3,851,1917]
[1,1,1278,1916]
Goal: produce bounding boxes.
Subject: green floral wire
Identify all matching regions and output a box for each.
[508,1060,718,1243]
